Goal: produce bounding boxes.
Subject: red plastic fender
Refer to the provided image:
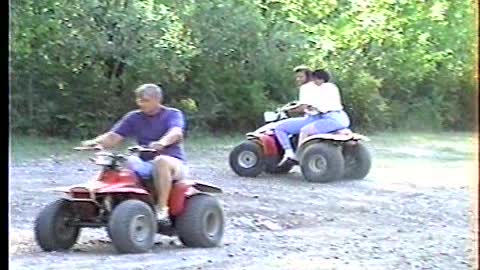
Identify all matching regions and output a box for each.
[81,169,149,195]
[102,169,139,185]
[168,181,197,216]
[257,134,280,157]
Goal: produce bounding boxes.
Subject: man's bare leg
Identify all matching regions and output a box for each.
[152,155,185,220]
[153,157,173,219]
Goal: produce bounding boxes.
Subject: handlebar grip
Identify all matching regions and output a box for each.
[140,148,157,153]
[128,146,157,153]
[74,146,103,151]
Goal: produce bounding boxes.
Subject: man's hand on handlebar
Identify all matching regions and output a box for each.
[288,104,308,114]
[81,139,99,147]
[127,145,157,153]
[148,141,166,151]
[74,144,103,151]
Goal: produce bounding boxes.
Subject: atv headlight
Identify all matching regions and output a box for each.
[94,152,114,166]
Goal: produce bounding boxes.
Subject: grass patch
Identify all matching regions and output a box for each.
[185,132,245,152]
[10,135,80,163]
[368,131,477,161]
[10,131,477,164]
[10,132,246,164]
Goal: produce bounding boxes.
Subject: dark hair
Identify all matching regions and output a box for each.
[312,69,330,82]
[303,70,313,82]
[293,69,312,84]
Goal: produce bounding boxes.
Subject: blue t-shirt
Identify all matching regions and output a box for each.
[111,107,186,161]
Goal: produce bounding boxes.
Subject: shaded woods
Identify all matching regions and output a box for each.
[10,0,477,137]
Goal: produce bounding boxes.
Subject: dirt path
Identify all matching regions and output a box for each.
[9,147,477,270]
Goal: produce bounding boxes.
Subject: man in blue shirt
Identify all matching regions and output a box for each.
[82,83,187,221]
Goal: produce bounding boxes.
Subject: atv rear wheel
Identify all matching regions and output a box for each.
[175,195,224,248]
[34,199,80,251]
[342,142,372,180]
[300,142,344,183]
[229,140,265,177]
[108,200,157,254]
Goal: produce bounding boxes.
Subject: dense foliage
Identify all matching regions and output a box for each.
[11,0,477,137]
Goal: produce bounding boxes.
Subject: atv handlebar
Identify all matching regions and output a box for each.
[74,145,156,167]
[74,145,103,151]
[127,146,157,153]
[277,101,301,112]
[74,145,156,154]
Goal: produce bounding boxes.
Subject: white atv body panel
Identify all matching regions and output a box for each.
[246,121,280,137]
[246,106,370,146]
[299,132,370,148]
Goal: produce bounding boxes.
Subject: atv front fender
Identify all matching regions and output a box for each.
[53,183,150,195]
[244,134,280,157]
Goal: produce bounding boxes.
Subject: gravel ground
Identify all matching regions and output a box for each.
[9,144,478,270]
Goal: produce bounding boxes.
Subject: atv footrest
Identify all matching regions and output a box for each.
[157,221,176,236]
[68,221,107,228]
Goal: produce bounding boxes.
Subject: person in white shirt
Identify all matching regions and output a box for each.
[275,69,351,165]
[274,66,324,165]
[298,69,351,144]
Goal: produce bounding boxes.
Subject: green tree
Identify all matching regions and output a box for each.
[10,0,477,137]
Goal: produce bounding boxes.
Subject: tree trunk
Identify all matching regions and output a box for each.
[28,75,34,122]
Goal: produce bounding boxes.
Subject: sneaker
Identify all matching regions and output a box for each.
[156,207,170,221]
[278,150,297,166]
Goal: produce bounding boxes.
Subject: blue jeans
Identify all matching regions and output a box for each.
[301,110,350,135]
[274,115,321,151]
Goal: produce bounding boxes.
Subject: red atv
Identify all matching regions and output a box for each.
[34,146,225,254]
[229,102,372,183]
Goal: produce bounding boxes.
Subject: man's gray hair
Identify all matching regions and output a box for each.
[135,84,163,100]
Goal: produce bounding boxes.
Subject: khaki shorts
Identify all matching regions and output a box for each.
[126,155,188,181]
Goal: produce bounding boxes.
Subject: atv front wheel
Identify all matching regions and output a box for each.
[108,200,157,254]
[34,199,80,251]
[342,143,372,180]
[229,140,265,177]
[175,195,224,248]
[300,142,344,183]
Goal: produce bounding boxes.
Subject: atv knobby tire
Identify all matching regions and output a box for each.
[300,142,345,183]
[229,140,265,177]
[175,195,224,248]
[108,200,157,254]
[342,143,372,180]
[34,199,80,251]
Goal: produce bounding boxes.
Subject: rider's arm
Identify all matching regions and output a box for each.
[289,104,309,113]
[291,104,310,112]
[88,132,124,149]
[293,82,315,113]
[156,127,183,147]
[150,110,185,150]
[83,111,135,148]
